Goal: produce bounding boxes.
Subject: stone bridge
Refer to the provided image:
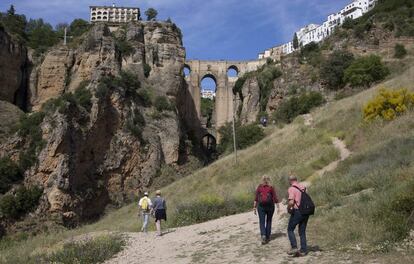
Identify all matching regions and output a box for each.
[184,59,265,130]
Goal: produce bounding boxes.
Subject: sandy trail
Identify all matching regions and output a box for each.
[106,211,358,264]
[106,114,354,264]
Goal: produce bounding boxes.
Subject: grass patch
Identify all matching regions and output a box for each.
[41,234,125,264]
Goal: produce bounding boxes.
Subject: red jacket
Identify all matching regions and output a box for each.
[255,184,279,204]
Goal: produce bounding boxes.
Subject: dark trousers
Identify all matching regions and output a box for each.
[257,205,275,239]
[287,209,309,252]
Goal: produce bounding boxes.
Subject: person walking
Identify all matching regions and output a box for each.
[253,175,281,245]
[287,175,312,257]
[138,192,152,233]
[152,190,167,236]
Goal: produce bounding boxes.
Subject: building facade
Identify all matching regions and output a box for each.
[90,5,140,23]
[201,89,216,100]
[258,0,377,59]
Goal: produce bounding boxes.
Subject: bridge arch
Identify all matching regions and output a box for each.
[183,59,266,139]
[183,64,191,77]
[227,65,239,78]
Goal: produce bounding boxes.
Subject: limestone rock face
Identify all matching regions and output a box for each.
[2,22,188,226]
[238,78,260,125]
[0,28,28,108]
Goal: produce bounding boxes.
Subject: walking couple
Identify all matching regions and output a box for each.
[254,174,315,257]
[138,190,167,236]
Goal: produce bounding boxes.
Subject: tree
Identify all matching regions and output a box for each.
[344,55,389,87]
[1,5,27,41]
[320,50,355,90]
[293,32,299,50]
[7,5,15,16]
[145,8,158,21]
[26,18,59,52]
[69,19,89,37]
[394,43,407,59]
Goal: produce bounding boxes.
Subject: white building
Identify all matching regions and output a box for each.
[201,90,216,100]
[90,4,140,23]
[258,0,377,59]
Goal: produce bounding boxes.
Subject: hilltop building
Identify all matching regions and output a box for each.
[201,89,216,100]
[259,0,378,60]
[90,4,140,23]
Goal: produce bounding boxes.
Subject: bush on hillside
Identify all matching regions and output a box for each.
[272,91,325,124]
[35,234,125,264]
[363,88,414,121]
[170,194,251,227]
[17,112,46,170]
[299,42,322,66]
[217,122,265,154]
[68,19,90,38]
[42,81,92,113]
[154,96,173,112]
[344,55,389,87]
[137,88,153,107]
[143,63,151,78]
[394,44,407,59]
[115,34,134,58]
[0,157,23,194]
[125,109,146,142]
[0,186,43,220]
[320,50,355,90]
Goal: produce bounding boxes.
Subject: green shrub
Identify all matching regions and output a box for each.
[17,112,46,170]
[299,42,322,66]
[394,43,407,59]
[115,71,141,97]
[68,19,90,38]
[257,64,282,111]
[115,34,134,58]
[363,88,414,121]
[137,88,152,107]
[0,157,23,194]
[154,96,173,112]
[200,98,214,118]
[125,110,146,142]
[74,81,92,110]
[273,91,325,124]
[321,50,355,90]
[35,234,125,264]
[0,186,43,220]
[344,55,389,87]
[143,63,151,78]
[170,194,251,227]
[217,122,265,154]
[342,17,355,29]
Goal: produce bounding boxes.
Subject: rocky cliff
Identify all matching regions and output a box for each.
[0,21,193,228]
[0,27,28,109]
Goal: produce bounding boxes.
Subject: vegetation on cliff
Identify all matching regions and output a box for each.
[0,5,90,54]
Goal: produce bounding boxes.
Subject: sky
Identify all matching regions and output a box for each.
[1,0,350,89]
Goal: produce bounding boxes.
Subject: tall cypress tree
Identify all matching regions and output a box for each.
[293,32,299,50]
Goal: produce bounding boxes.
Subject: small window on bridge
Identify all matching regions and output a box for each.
[183,66,191,77]
[227,66,238,78]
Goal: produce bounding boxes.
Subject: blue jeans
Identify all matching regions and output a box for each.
[257,205,275,239]
[142,212,150,232]
[287,209,309,252]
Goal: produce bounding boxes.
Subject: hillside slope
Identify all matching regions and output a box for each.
[1,56,413,264]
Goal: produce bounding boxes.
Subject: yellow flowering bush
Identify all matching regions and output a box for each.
[363,88,414,121]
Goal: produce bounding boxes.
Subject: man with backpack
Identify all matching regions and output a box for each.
[287,175,315,257]
[254,175,281,245]
[138,191,152,233]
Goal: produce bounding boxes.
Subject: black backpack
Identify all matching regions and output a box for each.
[293,186,315,215]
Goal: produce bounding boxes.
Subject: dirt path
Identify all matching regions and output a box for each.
[106,211,359,264]
[106,114,354,264]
